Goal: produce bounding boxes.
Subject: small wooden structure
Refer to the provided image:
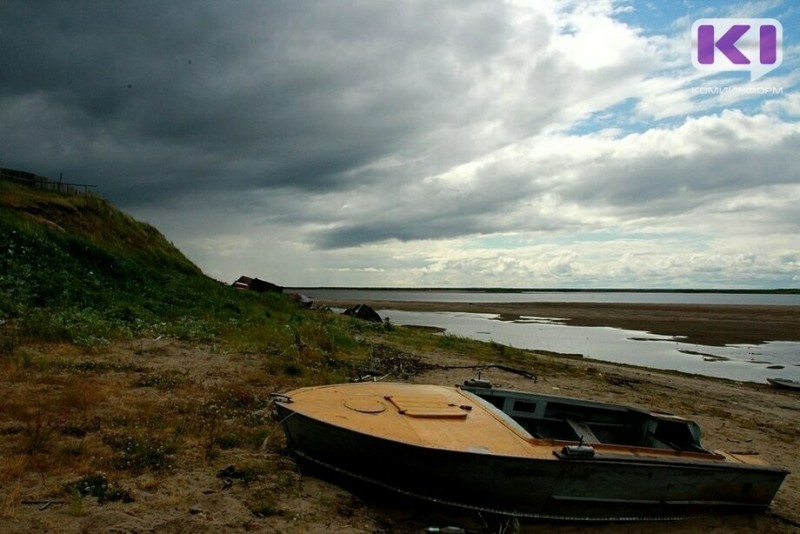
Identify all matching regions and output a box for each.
[232,276,283,293]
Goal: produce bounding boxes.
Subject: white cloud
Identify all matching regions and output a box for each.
[2,0,797,288]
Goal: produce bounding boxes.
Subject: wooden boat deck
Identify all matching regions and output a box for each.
[283,382,547,457]
[280,382,770,465]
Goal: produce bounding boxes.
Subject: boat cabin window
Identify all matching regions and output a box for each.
[648,419,705,452]
[513,400,537,413]
[482,396,506,411]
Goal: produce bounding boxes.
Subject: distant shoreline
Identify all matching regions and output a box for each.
[289,287,800,294]
[316,299,800,347]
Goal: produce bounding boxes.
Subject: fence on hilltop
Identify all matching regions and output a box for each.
[0,167,98,195]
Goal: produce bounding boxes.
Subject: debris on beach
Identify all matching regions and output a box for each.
[350,343,536,383]
[231,275,283,293]
[342,303,382,323]
[289,293,314,308]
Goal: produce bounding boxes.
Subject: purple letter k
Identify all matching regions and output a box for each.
[697,24,751,64]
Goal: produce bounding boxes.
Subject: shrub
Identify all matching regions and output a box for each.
[63,474,133,504]
[103,433,176,472]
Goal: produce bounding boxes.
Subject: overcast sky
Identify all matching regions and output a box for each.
[2,1,798,288]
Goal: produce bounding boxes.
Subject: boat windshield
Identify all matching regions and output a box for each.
[459,389,535,440]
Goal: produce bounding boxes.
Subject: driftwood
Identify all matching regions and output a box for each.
[605,374,641,388]
[425,363,536,382]
[21,500,66,510]
[351,344,536,382]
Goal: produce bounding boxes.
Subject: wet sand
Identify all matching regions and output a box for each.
[318,299,800,346]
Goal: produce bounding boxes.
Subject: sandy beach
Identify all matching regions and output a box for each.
[2,301,799,533]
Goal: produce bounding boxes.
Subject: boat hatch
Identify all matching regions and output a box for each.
[344,397,387,414]
[384,394,471,419]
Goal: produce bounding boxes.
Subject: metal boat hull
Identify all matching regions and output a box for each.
[767,378,800,390]
[274,401,787,520]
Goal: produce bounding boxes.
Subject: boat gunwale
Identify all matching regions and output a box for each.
[457,387,748,463]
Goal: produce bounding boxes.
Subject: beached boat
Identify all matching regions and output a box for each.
[767,377,800,391]
[272,379,789,521]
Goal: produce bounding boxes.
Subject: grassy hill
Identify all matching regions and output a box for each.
[1,178,496,377]
[0,179,303,350]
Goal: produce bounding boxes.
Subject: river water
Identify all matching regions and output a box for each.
[295,289,800,385]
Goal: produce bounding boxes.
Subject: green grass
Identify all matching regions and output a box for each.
[0,178,539,384]
[0,180,304,352]
[64,473,133,504]
[103,432,177,473]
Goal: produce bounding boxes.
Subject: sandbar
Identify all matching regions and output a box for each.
[318,299,800,346]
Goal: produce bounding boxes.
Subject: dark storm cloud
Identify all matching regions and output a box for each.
[553,113,800,218]
[316,213,484,249]
[307,107,800,250]
[0,0,522,208]
[4,0,796,289]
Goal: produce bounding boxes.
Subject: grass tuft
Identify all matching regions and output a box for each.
[103,433,176,473]
[64,473,133,504]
